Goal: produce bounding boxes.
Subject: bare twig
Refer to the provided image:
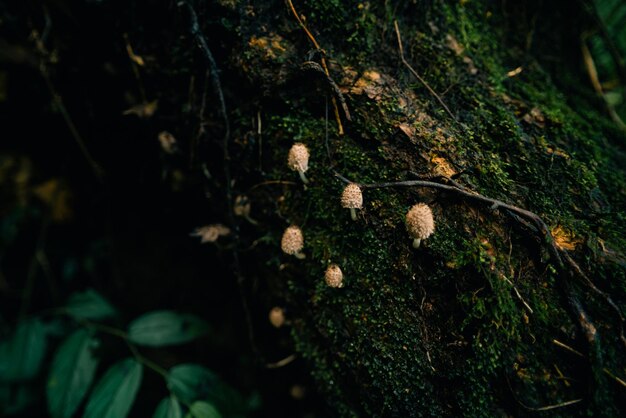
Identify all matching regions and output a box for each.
[335,174,612,350]
[40,65,105,181]
[301,61,351,122]
[394,21,458,124]
[179,0,262,362]
[266,353,297,369]
[286,0,345,135]
[553,339,585,357]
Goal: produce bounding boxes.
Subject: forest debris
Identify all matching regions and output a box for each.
[445,34,477,75]
[396,123,415,140]
[347,70,390,99]
[431,155,457,177]
[507,67,523,77]
[190,224,231,243]
[551,225,583,251]
[286,0,344,134]
[545,146,570,159]
[522,107,546,127]
[157,131,178,154]
[33,178,72,222]
[125,39,145,66]
[248,34,288,61]
[123,100,158,118]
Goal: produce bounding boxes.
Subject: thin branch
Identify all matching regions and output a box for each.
[301,61,351,122]
[553,339,585,357]
[179,0,263,363]
[335,174,612,350]
[40,65,105,181]
[286,0,345,135]
[266,353,297,369]
[393,20,458,124]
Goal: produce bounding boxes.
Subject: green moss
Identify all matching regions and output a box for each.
[254,0,626,415]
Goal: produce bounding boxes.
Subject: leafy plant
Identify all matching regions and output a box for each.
[0,289,252,417]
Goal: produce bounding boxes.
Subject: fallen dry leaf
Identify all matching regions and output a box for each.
[190,224,231,243]
[551,225,583,251]
[123,100,158,118]
[33,178,73,222]
[157,131,177,154]
[431,155,457,177]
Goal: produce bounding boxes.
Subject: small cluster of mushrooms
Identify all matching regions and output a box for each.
[281,143,436,289]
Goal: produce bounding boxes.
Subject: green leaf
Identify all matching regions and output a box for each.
[128,311,209,347]
[84,358,143,418]
[153,395,183,418]
[64,289,117,321]
[47,329,100,418]
[0,383,35,415]
[167,364,246,415]
[188,401,222,418]
[0,318,47,381]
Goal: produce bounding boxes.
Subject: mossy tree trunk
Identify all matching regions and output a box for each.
[217,1,626,416]
[4,0,625,416]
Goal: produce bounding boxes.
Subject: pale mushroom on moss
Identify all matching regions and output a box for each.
[281,225,305,259]
[287,143,310,184]
[405,203,435,248]
[341,183,363,221]
[269,307,286,328]
[324,264,344,288]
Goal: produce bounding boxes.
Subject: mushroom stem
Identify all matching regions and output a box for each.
[412,238,421,249]
[350,207,357,221]
[297,167,309,184]
[295,252,306,260]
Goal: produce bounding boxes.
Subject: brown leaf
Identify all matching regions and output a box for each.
[157,131,177,154]
[431,155,457,177]
[552,225,583,251]
[33,178,73,222]
[123,100,158,118]
[190,224,231,243]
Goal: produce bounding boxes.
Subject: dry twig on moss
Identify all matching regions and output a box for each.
[393,20,458,124]
[287,0,346,135]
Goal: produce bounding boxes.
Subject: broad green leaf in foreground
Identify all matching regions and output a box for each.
[128,310,209,347]
[0,318,47,381]
[47,329,100,418]
[188,401,222,418]
[64,289,117,321]
[84,358,143,418]
[167,364,247,415]
[153,395,183,418]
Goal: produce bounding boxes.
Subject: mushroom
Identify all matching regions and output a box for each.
[324,264,344,288]
[287,143,310,184]
[405,203,435,248]
[341,183,363,221]
[281,225,305,259]
[269,307,286,328]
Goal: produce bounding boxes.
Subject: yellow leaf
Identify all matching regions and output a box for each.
[123,100,158,118]
[552,225,582,251]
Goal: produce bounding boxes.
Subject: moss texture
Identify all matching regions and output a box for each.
[224,0,626,415]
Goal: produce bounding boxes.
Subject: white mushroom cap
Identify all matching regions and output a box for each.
[281,225,304,255]
[406,203,435,240]
[341,183,363,209]
[287,143,309,173]
[324,264,344,288]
